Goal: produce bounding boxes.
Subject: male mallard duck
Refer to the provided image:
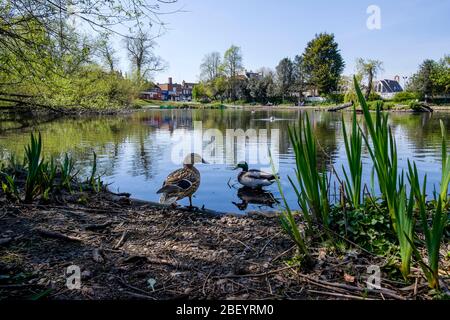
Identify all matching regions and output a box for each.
[234,161,277,189]
[157,153,207,207]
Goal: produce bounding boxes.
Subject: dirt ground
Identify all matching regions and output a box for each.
[0,191,445,300]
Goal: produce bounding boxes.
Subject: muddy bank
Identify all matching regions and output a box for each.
[0,190,440,300]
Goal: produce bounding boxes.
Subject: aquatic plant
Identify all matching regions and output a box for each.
[89,151,98,186]
[1,173,20,200]
[407,132,449,289]
[355,77,401,229]
[341,109,363,209]
[60,153,76,190]
[24,132,44,203]
[271,154,309,258]
[439,120,450,203]
[287,113,330,229]
[40,157,57,195]
[395,183,415,279]
[355,78,415,278]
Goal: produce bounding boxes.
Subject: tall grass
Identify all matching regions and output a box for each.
[24,132,44,203]
[341,109,363,209]
[354,77,415,278]
[0,133,105,202]
[395,183,415,278]
[439,120,450,203]
[287,113,330,229]
[354,77,401,229]
[275,78,446,288]
[61,153,76,190]
[407,127,449,288]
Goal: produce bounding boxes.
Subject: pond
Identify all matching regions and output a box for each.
[0,108,449,214]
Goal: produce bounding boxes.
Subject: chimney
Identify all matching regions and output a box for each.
[168,77,173,85]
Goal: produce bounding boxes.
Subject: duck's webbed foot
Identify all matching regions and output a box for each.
[186,205,200,212]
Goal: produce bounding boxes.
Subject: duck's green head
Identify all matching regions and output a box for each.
[234,161,249,172]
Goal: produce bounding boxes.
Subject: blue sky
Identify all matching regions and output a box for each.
[118,0,450,84]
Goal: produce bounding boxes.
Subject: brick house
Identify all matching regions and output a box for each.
[153,77,198,101]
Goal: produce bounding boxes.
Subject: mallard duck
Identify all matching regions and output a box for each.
[157,153,207,207]
[234,161,277,189]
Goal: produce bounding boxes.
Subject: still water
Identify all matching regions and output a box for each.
[0,108,448,214]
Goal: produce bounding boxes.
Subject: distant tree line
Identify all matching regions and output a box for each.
[195,34,449,106]
[194,33,345,104]
[194,33,346,104]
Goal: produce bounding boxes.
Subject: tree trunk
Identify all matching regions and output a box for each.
[366,71,373,100]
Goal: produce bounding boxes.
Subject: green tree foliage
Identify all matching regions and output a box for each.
[192,83,210,102]
[0,1,176,111]
[407,55,450,99]
[223,45,244,100]
[292,55,307,104]
[247,71,276,104]
[302,33,345,95]
[356,58,383,99]
[275,58,295,101]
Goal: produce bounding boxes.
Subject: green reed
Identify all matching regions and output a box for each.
[288,113,330,229]
[407,129,449,289]
[341,108,363,209]
[24,132,44,203]
[61,153,76,190]
[439,120,450,203]
[270,153,309,257]
[354,77,401,229]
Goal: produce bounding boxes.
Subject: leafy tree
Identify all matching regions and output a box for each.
[210,76,228,102]
[0,0,177,110]
[292,55,307,104]
[223,45,244,100]
[431,55,450,94]
[407,59,437,99]
[302,33,345,95]
[192,83,210,101]
[247,70,276,104]
[276,57,294,101]
[356,58,383,99]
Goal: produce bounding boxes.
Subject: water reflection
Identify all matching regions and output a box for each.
[233,187,279,211]
[0,109,448,213]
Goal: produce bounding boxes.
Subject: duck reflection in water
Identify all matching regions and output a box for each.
[232,187,279,211]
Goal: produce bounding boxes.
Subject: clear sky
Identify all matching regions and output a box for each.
[118,0,450,85]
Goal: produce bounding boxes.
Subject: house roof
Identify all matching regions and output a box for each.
[378,79,403,93]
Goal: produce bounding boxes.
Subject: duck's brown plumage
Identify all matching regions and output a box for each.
[157,164,201,204]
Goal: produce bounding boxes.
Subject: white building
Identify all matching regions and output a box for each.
[374,79,403,99]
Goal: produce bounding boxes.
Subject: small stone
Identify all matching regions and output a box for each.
[184,287,193,294]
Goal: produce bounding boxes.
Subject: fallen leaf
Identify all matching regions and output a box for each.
[344,273,355,283]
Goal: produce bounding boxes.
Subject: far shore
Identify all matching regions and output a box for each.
[141,101,450,113]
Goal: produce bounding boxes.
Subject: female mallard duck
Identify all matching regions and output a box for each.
[234,161,277,189]
[157,153,207,207]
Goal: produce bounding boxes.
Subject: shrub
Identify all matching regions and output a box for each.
[368,92,382,101]
[326,93,344,104]
[344,91,357,105]
[367,100,384,110]
[392,91,421,102]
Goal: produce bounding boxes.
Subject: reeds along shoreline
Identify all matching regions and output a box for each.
[277,77,448,290]
[1,133,103,204]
